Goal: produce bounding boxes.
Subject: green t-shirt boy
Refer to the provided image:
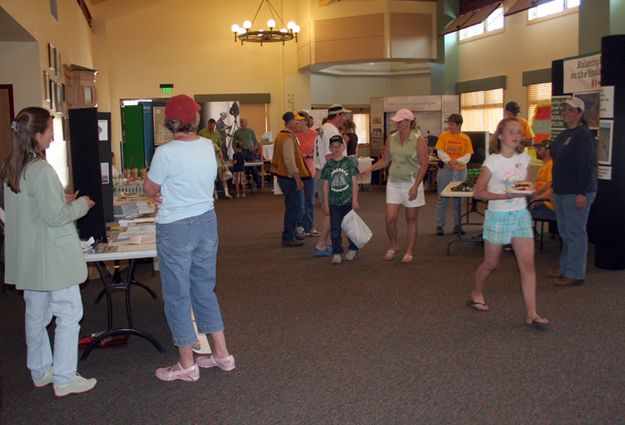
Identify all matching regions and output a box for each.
[321,155,359,206]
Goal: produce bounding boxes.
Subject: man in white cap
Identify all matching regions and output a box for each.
[313,104,351,256]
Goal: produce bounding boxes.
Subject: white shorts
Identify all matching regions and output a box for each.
[386,181,425,208]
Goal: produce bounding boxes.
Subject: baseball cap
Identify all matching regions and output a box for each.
[329,135,344,145]
[165,95,201,125]
[564,97,585,112]
[505,101,521,115]
[282,111,306,124]
[390,108,415,122]
[534,140,552,149]
[328,104,352,115]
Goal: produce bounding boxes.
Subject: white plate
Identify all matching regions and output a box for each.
[506,188,535,195]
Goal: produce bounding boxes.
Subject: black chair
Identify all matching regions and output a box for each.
[527,199,558,251]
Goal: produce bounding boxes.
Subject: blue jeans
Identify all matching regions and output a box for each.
[330,204,358,254]
[277,176,303,242]
[24,285,83,385]
[156,209,224,346]
[241,150,262,187]
[553,192,596,280]
[297,178,316,232]
[436,167,467,228]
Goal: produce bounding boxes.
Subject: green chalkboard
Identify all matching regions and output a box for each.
[122,105,145,169]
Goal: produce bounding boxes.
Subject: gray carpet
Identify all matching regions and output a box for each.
[1,188,625,425]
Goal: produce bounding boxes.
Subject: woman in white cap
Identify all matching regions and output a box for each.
[549,96,597,286]
[361,108,428,263]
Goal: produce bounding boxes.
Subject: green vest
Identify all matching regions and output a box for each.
[388,131,421,183]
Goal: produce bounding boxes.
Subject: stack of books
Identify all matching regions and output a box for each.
[113,201,140,220]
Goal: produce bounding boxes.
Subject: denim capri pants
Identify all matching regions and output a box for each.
[482,208,533,245]
[156,209,224,347]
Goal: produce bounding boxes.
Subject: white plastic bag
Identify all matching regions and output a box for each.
[341,209,372,249]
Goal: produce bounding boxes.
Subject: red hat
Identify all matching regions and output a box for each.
[165,95,201,125]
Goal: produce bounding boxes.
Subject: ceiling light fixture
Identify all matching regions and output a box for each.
[231,0,300,46]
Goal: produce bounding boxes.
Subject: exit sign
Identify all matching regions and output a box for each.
[160,83,174,95]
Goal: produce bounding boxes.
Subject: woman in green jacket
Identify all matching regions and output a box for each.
[1,107,97,397]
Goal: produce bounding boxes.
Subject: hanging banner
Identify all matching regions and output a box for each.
[563,53,601,94]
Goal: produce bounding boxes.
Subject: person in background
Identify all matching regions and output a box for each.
[504,101,534,147]
[232,117,261,188]
[313,104,350,257]
[270,112,310,247]
[232,146,246,198]
[361,108,428,264]
[111,150,121,179]
[145,95,234,382]
[467,117,548,330]
[1,107,97,396]
[342,118,359,166]
[199,118,232,199]
[295,110,320,238]
[529,140,556,222]
[434,113,474,236]
[549,97,597,286]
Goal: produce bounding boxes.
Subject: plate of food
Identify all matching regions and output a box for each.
[506,180,535,195]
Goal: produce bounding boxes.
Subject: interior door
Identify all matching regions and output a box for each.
[0,85,15,163]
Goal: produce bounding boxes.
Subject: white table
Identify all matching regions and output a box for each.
[440,182,485,254]
[81,246,164,359]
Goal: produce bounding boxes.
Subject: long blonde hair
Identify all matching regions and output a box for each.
[0,107,51,193]
[488,117,524,155]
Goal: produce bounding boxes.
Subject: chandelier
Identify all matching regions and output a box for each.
[231,0,300,46]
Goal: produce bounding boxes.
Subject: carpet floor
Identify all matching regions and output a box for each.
[1,188,624,425]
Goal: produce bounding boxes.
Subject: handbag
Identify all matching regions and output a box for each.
[222,167,233,181]
[341,209,373,249]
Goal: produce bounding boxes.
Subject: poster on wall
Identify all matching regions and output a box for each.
[563,53,601,94]
[597,165,612,181]
[600,86,615,119]
[597,120,613,165]
[575,91,600,129]
[153,107,173,146]
[550,96,568,139]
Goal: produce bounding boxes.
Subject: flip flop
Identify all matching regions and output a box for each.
[465,300,490,312]
[526,318,549,331]
[400,254,413,264]
[383,248,398,261]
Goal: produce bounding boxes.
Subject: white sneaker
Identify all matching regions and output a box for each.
[331,254,342,265]
[53,374,97,397]
[345,250,358,261]
[33,368,53,388]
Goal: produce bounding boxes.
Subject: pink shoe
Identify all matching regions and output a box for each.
[155,363,199,382]
[196,355,236,372]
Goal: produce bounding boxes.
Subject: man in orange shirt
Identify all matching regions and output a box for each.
[504,101,534,147]
[530,140,556,222]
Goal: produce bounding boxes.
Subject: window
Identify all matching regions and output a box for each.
[528,0,579,21]
[527,82,552,126]
[460,88,504,132]
[459,6,504,41]
[352,113,369,145]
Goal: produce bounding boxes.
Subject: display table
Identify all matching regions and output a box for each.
[440,182,485,254]
[81,246,164,360]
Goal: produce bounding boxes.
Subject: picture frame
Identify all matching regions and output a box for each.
[43,70,51,105]
[47,43,56,73]
[597,120,613,165]
[49,80,57,112]
[56,82,65,114]
[55,48,62,77]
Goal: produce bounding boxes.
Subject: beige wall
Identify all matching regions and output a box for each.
[0,42,40,111]
[458,7,579,113]
[0,0,96,94]
[311,73,431,105]
[92,0,305,151]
